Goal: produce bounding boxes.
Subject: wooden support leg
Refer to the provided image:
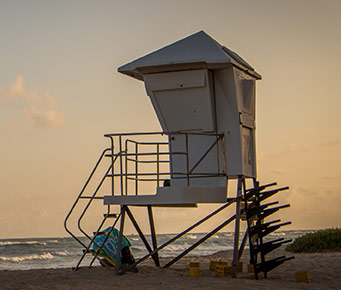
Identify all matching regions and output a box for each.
[148,205,160,266]
[115,205,126,275]
[232,177,244,278]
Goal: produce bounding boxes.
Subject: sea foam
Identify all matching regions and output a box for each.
[0,253,54,263]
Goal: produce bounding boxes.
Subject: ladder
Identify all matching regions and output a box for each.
[243,182,294,279]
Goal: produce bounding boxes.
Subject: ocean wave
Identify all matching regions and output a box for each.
[54,251,69,256]
[269,232,286,236]
[0,241,47,246]
[165,244,187,251]
[185,235,197,239]
[53,250,80,257]
[0,253,54,263]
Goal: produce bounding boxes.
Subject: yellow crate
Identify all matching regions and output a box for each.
[210,261,218,270]
[295,272,310,284]
[189,267,202,278]
[189,262,200,268]
[210,260,228,270]
[224,265,233,276]
[215,265,225,277]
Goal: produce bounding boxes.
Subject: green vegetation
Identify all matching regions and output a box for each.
[286,228,341,253]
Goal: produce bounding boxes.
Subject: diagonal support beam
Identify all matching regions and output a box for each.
[129,201,234,268]
[164,214,237,268]
[125,206,159,266]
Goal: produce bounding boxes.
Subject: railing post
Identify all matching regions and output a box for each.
[168,133,174,181]
[135,142,138,195]
[125,139,128,196]
[157,143,160,187]
[119,136,124,196]
[110,137,115,196]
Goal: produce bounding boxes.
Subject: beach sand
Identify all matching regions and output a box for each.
[1,248,340,289]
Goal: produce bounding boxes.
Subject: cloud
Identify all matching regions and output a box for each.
[23,107,64,128]
[0,76,64,128]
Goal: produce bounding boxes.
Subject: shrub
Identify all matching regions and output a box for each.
[286,228,341,253]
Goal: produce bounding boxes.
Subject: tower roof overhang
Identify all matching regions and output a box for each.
[118,31,261,81]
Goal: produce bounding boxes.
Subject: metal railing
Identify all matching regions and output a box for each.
[104,131,226,196]
[64,131,226,259]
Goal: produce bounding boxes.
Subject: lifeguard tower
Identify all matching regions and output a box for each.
[65,31,293,278]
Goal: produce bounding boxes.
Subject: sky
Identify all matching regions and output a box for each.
[0,0,340,239]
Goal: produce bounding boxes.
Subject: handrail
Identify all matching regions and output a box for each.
[107,131,225,194]
[125,138,171,195]
[64,148,111,247]
[64,149,123,247]
[105,131,164,137]
[77,151,124,243]
[104,131,223,137]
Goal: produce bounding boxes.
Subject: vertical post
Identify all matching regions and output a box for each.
[135,142,138,195]
[238,179,248,260]
[110,137,115,196]
[115,205,126,275]
[156,144,160,187]
[232,176,244,278]
[125,140,128,196]
[119,136,124,196]
[246,179,259,279]
[147,205,160,266]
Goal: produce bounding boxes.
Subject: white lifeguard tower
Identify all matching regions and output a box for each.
[65,31,293,278]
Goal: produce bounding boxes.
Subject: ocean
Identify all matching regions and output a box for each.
[0,230,311,271]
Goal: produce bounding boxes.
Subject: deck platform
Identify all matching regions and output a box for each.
[103,186,227,206]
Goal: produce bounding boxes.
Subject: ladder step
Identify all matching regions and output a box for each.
[258,186,289,202]
[245,182,277,199]
[256,256,295,274]
[257,221,291,238]
[79,196,104,200]
[246,201,279,218]
[249,219,281,236]
[253,239,292,255]
[258,204,290,220]
[93,232,107,236]
[104,213,117,218]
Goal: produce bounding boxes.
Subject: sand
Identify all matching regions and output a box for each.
[1,248,341,289]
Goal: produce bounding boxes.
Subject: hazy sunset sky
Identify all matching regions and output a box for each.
[0,0,340,239]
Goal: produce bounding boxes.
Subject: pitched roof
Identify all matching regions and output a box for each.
[118,31,261,80]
